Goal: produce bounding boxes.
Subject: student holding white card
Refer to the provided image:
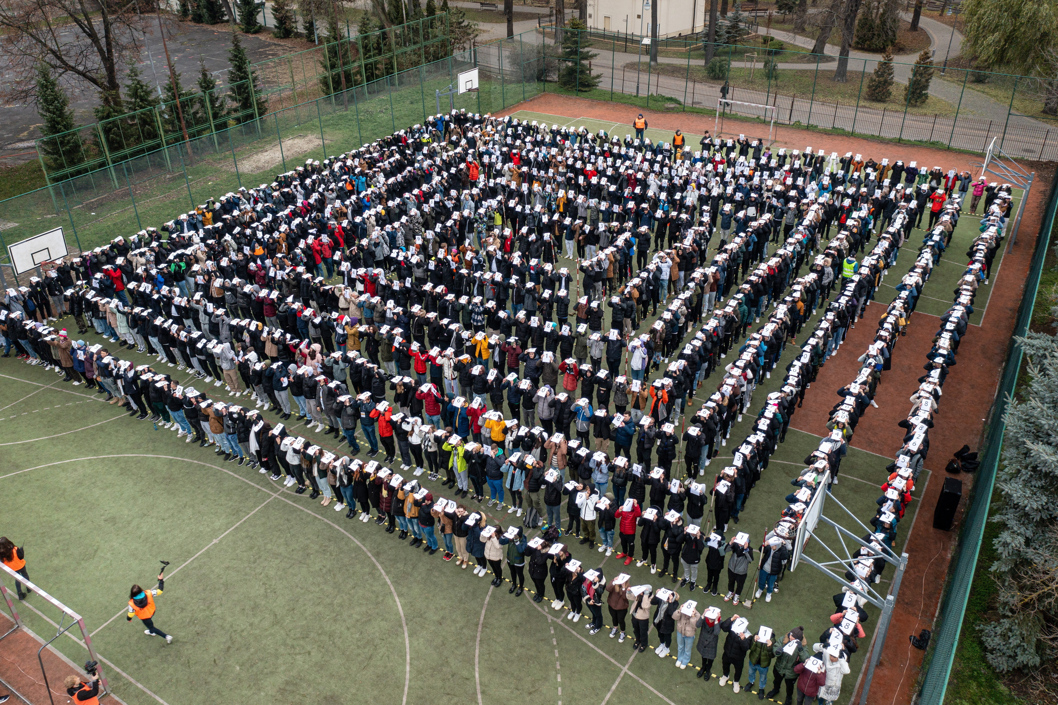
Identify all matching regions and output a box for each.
[694,608,723,680]
[649,588,680,658]
[498,528,527,596]
[718,615,753,692]
[605,579,630,642]
[484,528,505,587]
[746,628,775,699]
[674,602,701,669]
[583,570,606,635]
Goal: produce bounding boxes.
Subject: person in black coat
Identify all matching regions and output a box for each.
[649,589,680,656]
[719,615,752,690]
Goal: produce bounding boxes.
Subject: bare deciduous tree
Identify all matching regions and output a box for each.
[0,0,153,110]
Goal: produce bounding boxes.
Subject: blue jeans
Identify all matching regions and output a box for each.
[487,477,504,503]
[599,528,614,549]
[293,395,309,418]
[409,521,423,540]
[427,413,442,428]
[422,524,438,550]
[226,434,244,458]
[630,367,645,382]
[397,516,410,532]
[361,425,378,453]
[343,429,361,452]
[676,633,695,666]
[757,571,778,594]
[170,408,193,436]
[594,480,608,499]
[443,533,454,553]
[747,662,768,690]
[546,504,562,530]
[341,485,355,508]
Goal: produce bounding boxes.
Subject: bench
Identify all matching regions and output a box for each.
[478,2,498,9]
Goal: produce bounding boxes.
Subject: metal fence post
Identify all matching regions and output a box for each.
[898,76,912,142]
[95,122,119,189]
[57,182,82,252]
[610,36,616,102]
[288,57,301,126]
[122,162,142,232]
[274,113,287,172]
[229,130,242,189]
[806,54,819,127]
[421,66,429,123]
[576,29,581,94]
[1000,76,1019,151]
[949,69,969,148]
[851,59,866,134]
[177,146,194,209]
[388,75,397,132]
[499,42,506,109]
[520,35,527,100]
[316,99,327,157]
[204,87,219,152]
[684,47,691,109]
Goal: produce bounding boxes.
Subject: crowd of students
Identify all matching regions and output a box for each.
[0,110,1012,702]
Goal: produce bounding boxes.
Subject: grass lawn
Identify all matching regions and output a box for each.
[626,61,960,118]
[0,161,47,204]
[935,59,1058,128]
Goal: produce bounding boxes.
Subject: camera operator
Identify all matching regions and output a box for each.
[64,671,100,704]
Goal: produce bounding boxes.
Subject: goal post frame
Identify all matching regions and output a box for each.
[715,99,777,145]
[0,563,111,701]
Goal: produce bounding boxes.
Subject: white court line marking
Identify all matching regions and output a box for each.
[13,601,168,705]
[475,585,494,705]
[0,414,124,447]
[6,454,412,705]
[0,380,58,413]
[600,651,638,705]
[525,596,679,705]
[90,493,280,637]
[0,373,99,401]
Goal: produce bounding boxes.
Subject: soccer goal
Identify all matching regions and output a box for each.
[715,99,778,145]
[0,563,111,702]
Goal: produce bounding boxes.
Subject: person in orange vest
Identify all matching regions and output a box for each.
[63,674,100,705]
[127,572,173,644]
[673,130,685,161]
[634,114,648,141]
[0,537,30,600]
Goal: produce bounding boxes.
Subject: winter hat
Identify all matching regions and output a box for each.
[59,329,68,337]
[789,626,805,642]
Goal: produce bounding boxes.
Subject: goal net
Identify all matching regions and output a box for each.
[0,563,111,700]
[715,99,778,145]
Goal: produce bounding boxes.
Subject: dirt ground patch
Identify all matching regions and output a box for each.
[230,134,322,175]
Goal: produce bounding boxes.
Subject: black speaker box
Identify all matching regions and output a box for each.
[933,477,962,531]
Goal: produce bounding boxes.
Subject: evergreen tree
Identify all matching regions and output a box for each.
[228,31,268,122]
[865,48,895,102]
[722,4,748,45]
[271,0,297,38]
[196,62,228,130]
[93,93,135,163]
[854,0,898,52]
[320,16,357,95]
[124,65,161,149]
[237,0,263,33]
[981,331,1058,671]
[195,0,227,24]
[299,0,318,40]
[903,47,933,107]
[557,19,598,92]
[423,0,442,61]
[178,0,192,19]
[161,69,197,138]
[359,13,382,83]
[442,0,477,52]
[35,64,87,173]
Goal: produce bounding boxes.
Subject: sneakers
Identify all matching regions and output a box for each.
[754,589,763,600]
[624,556,633,566]
[765,593,772,603]
[605,548,613,557]
[609,627,618,638]
[724,592,733,602]
[566,611,574,621]
[597,544,605,553]
[733,682,740,693]
[719,676,729,687]
[572,613,581,623]
[165,634,173,644]
[589,627,600,635]
[618,632,626,643]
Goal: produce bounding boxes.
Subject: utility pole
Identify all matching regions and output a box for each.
[155,4,194,159]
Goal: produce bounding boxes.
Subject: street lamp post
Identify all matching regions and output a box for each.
[636,0,648,95]
[941,4,961,74]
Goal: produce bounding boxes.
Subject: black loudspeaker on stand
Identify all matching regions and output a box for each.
[933,477,962,531]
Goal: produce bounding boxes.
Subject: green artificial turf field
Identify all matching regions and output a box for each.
[0,112,997,705]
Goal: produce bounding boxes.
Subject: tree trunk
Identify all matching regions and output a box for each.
[720,0,729,17]
[705,0,719,64]
[793,0,808,32]
[555,0,564,42]
[909,0,923,30]
[650,0,659,64]
[578,0,587,22]
[505,0,513,37]
[1045,78,1058,116]
[833,0,862,82]
[811,0,840,55]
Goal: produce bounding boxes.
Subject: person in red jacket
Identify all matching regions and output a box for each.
[416,382,444,426]
[372,402,396,463]
[614,499,641,565]
[927,189,946,230]
[411,345,430,384]
[105,265,128,306]
[319,236,335,278]
[793,659,826,703]
[559,359,580,392]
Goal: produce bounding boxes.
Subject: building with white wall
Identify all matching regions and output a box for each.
[584,0,705,38]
